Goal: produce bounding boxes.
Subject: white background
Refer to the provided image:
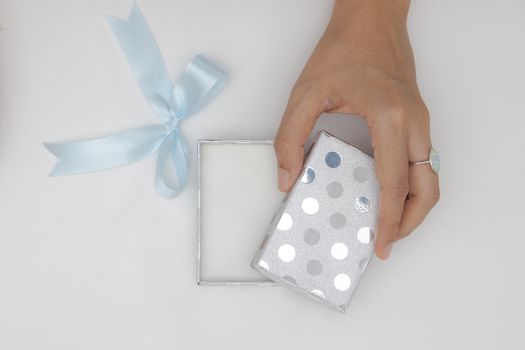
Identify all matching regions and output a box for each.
[1,0,525,349]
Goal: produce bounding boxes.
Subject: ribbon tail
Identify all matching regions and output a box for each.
[154,131,189,198]
[107,3,174,122]
[44,125,167,176]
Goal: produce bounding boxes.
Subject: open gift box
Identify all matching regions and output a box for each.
[197,131,379,312]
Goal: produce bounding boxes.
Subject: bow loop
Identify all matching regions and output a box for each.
[45,4,228,198]
[154,130,189,198]
[171,55,228,118]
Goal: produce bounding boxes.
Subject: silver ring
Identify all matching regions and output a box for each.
[409,147,440,174]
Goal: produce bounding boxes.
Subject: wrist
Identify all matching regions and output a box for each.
[329,0,410,38]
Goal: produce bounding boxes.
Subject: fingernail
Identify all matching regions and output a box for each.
[278,167,290,192]
[382,243,393,259]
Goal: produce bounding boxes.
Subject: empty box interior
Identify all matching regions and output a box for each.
[198,140,284,284]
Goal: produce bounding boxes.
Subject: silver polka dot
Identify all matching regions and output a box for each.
[334,273,351,291]
[304,228,320,245]
[257,260,270,271]
[282,275,297,285]
[310,289,325,299]
[325,151,342,168]
[300,166,315,184]
[306,260,323,276]
[278,244,296,262]
[301,197,319,215]
[326,181,344,198]
[277,212,293,230]
[329,213,347,229]
[357,227,374,244]
[330,242,348,260]
[354,196,371,213]
[353,166,370,183]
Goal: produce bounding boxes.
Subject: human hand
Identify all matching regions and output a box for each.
[274,0,439,260]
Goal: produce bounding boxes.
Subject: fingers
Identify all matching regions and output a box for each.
[274,86,324,192]
[397,115,440,239]
[370,115,409,260]
[397,165,439,240]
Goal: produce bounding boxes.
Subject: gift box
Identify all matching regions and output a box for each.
[197,139,283,285]
[252,131,379,312]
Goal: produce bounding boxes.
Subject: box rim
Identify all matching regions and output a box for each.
[196,139,278,286]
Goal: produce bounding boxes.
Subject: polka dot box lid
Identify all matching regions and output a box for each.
[251,131,379,313]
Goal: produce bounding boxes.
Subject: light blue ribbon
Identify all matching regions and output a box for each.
[44,4,228,198]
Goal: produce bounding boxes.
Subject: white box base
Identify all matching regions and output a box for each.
[197,140,284,285]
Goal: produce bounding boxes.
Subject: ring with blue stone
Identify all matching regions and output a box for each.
[409,147,440,174]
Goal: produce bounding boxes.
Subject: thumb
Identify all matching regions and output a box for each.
[274,87,323,192]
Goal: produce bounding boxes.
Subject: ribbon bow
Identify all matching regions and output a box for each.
[44,4,228,198]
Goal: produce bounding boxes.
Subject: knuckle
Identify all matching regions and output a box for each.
[294,82,332,112]
[273,136,293,155]
[423,186,440,206]
[417,101,430,118]
[290,79,323,101]
[414,101,431,125]
[372,88,431,128]
[378,218,402,241]
[273,136,304,165]
[287,87,305,106]
[396,228,412,241]
[369,104,409,137]
[376,90,409,116]
[382,216,402,230]
[383,180,410,199]
[387,102,409,123]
